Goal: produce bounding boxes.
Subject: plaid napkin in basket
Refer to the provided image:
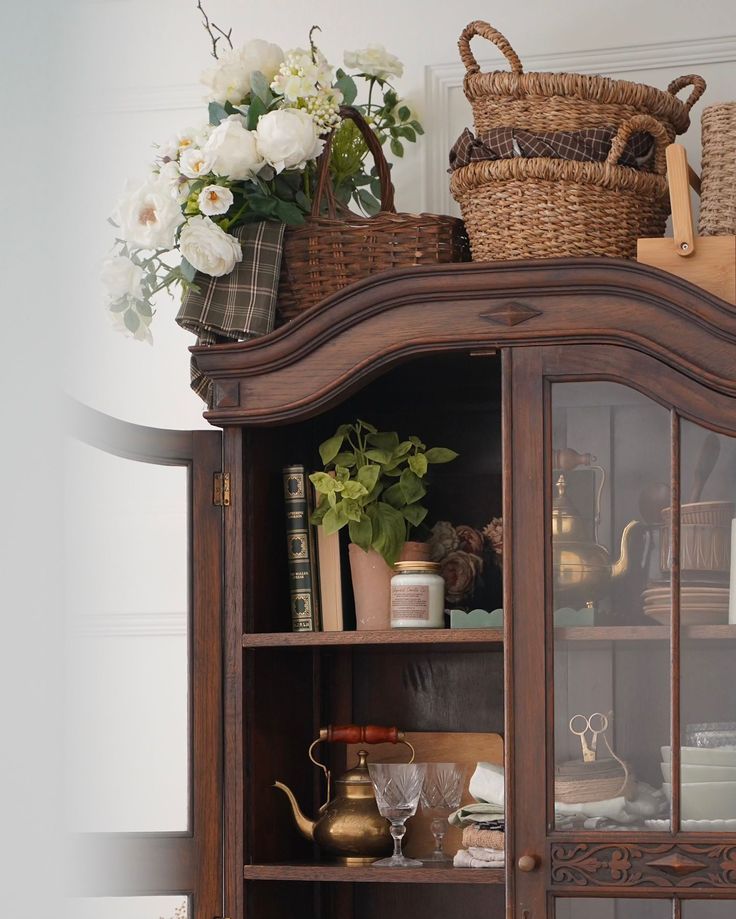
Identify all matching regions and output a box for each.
[176,220,286,401]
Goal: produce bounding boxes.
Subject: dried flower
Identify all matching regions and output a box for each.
[440,550,483,604]
[456,524,485,557]
[483,517,503,558]
[427,520,459,562]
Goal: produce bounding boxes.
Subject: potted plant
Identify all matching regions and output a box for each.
[310,419,457,629]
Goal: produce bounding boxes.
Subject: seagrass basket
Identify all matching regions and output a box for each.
[450,114,671,261]
[459,20,705,140]
[699,102,736,236]
[278,106,468,322]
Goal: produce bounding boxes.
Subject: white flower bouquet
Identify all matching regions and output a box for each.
[103,7,422,342]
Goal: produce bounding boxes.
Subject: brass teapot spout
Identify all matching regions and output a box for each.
[273,780,317,841]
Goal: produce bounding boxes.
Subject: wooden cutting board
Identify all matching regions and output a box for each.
[346,731,503,858]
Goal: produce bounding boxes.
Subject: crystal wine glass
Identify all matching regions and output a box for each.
[419,762,467,863]
[368,762,426,867]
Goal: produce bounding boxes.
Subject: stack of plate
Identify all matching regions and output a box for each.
[660,744,736,820]
[642,584,729,625]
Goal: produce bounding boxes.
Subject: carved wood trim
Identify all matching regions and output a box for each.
[550,841,736,889]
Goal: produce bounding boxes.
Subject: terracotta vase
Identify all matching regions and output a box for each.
[348,545,394,630]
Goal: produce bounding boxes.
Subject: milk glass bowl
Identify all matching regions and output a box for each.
[368,763,426,867]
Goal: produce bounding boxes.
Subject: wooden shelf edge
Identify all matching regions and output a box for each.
[242,628,504,647]
[242,862,505,884]
[555,624,736,642]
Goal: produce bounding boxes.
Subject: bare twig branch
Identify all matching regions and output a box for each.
[196,0,233,59]
[212,21,233,50]
[309,25,321,64]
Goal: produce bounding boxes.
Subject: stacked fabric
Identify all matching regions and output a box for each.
[449,762,505,868]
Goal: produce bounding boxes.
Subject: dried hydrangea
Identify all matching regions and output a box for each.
[483,517,503,558]
[427,520,459,562]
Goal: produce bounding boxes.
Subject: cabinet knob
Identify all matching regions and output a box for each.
[517,854,539,872]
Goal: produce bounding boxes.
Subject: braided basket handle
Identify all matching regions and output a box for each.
[311,105,395,217]
[606,114,670,175]
[667,74,707,113]
[458,20,524,77]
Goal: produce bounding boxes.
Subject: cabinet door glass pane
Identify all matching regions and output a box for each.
[682,902,736,918]
[679,422,736,830]
[65,440,189,832]
[552,383,671,830]
[555,899,671,919]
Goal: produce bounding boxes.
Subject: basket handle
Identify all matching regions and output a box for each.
[458,20,524,77]
[606,114,670,175]
[311,105,395,218]
[667,74,706,113]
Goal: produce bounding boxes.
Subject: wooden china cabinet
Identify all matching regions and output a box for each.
[193,258,736,919]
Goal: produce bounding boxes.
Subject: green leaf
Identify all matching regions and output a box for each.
[123,308,140,333]
[319,433,345,465]
[274,200,306,226]
[250,70,273,105]
[356,464,380,493]
[357,418,378,434]
[310,503,327,525]
[323,503,349,535]
[411,120,425,135]
[398,105,411,121]
[399,469,426,504]
[136,300,153,318]
[356,189,381,216]
[397,125,416,142]
[369,502,407,565]
[180,258,197,282]
[334,451,356,468]
[349,515,373,551]
[402,504,428,526]
[367,431,399,452]
[425,447,459,464]
[246,95,267,130]
[408,453,428,477]
[295,190,311,211]
[409,436,424,447]
[382,481,406,509]
[395,441,413,457]
[328,490,337,508]
[365,448,392,465]
[335,465,350,483]
[208,101,229,125]
[342,497,363,522]
[108,298,127,313]
[310,471,338,494]
[335,73,358,106]
[390,138,404,158]
[342,480,368,500]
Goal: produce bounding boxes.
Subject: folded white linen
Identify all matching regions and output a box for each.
[454,848,505,868]
[469,761,505,806]
[554,782,664,825]
[448,802,505,826]
[467,846,505,862]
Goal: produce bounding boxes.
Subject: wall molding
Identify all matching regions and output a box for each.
[71,611,187,638]
[423,33,736,212]
[108,84,203,114]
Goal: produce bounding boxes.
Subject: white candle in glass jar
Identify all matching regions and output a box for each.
[390,562,445,628]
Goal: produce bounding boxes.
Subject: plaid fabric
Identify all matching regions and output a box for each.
[449,126,655,172]
[176,220,286,401]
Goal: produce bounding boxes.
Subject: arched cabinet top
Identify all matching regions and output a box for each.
[191,258,736,427]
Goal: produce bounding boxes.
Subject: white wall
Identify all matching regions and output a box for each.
[64,0,736,432]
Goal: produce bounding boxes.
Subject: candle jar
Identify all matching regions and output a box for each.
[390,561,445,628]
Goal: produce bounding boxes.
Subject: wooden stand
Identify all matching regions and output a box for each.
[637,144,736,304]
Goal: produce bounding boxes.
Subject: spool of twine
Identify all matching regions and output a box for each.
[555,734,632,804]
[699,103,736,236]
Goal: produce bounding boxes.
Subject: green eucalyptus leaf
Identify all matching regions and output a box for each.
[246,95,267,130]
[398,105,411,121]
[402,504,428,526]
[108,299,127,313]
[349,515,373,551]
[390,138,404,158]
[356,189,381,216]
[208,101,229,125]
[180,258,197,282]
[319,433,345,464]
[408,453,428,477]
[425,447,459,464]
[250,70,273,105]
[399,468,426,504]
[124,309,140,332]
[335,73,358,106]
[398,125,416,142]
[411,120,425,134]
[309,471,338,494]
[136,300,153,318]
[356,464,380,493]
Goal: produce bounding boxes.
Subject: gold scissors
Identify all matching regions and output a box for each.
[569,712,609,763]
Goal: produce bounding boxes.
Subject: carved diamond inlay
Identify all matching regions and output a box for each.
[479,301,543,326]
[646,853,706,876]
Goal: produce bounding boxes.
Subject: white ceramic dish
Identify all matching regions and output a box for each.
[660,762,736,783]
[662,745,736,766]
[644,818,736,831]
[662,781,736,820]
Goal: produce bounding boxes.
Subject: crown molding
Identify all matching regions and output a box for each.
[422,33,736,212]
[71,611,187,637]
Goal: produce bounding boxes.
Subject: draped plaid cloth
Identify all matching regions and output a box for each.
[176,220,285,401]
[449,126,655,172]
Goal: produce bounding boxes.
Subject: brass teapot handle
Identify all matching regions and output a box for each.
[308,725,415,809]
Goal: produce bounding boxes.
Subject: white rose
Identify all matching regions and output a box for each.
[344,44,404,80]
[179,216,242,277]
[101,255,144,301]
[255,108,324,174]
[158,160,191,203]
[201,39,284,105]
[179,147,214,179]
[198,184,234,216]
[204,116,263,180]
[116,177,185,250]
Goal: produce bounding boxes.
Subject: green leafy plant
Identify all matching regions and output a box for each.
[309,419,458,564]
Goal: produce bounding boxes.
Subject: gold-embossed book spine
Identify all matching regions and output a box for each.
[282,464,317,632]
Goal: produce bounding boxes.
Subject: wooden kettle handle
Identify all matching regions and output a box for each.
[324,724,403,744]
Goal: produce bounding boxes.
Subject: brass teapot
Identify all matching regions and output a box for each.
[553,448,640,608]
[274,724,415,865]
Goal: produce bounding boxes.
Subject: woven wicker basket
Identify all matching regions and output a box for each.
[699,102,736,236]
[459,21,705,139]
[450,114,671,261]
[277,107,468,322]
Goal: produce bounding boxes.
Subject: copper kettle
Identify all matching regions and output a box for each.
[274,724,415,865]
[553,448,641,607]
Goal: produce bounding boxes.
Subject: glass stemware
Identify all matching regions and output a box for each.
[368,762,426,867]
[419,762,467,863]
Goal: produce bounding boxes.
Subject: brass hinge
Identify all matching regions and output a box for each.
[213,472,231,507]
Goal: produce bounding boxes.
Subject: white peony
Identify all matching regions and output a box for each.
[204,116,263,180]
[201,39,284,105]
[179,147,214,179]
[101,255,144,301]
[198,184,234,216]
[158,160,191,203]
[255,108,324,173]
[117,177,185,250]
[344,44,404,80]
[179,216,242,277]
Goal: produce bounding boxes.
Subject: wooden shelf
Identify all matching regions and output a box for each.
[555,624,736,642]
[242,628,504,648]
[243,862,505,884]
